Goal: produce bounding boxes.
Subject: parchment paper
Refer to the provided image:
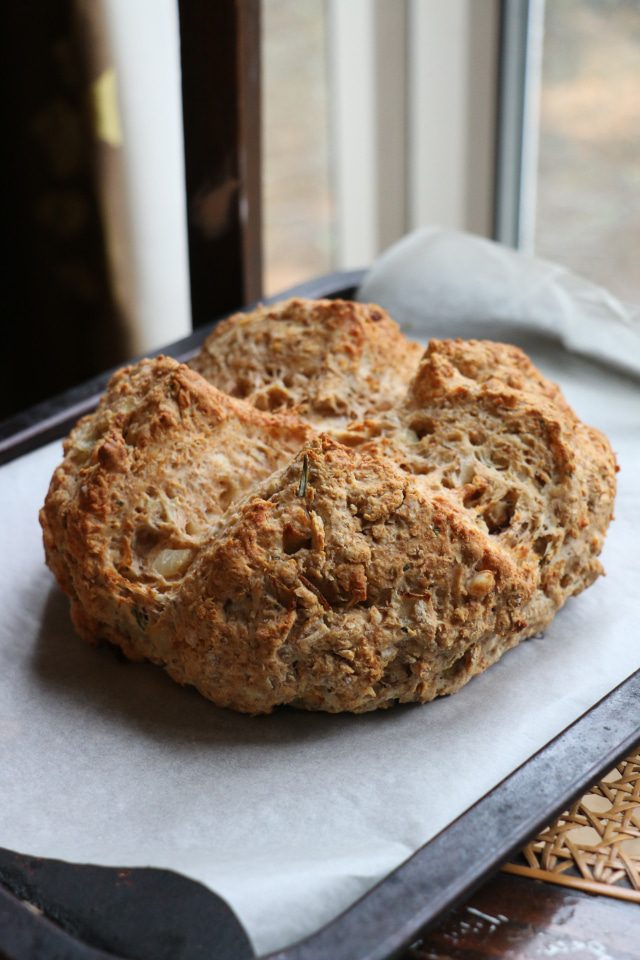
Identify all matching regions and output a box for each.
[2,231,639,956]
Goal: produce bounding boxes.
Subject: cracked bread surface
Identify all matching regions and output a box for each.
[189,297,424,429]
[41,298,617,714]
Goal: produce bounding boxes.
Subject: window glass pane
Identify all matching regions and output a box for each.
[535,0,640,302]
[261,0,334,296]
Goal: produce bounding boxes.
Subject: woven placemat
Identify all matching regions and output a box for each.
[503,750,640,901]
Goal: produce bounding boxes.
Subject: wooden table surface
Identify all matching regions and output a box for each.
[403,872,640,959]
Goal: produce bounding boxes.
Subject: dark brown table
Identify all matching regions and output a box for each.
[408,871,639,960]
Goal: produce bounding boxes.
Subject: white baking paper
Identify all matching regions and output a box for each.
[1,232,639,956]
[359,226,640,379]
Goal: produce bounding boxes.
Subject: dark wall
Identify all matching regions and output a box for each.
[0,0,129,420]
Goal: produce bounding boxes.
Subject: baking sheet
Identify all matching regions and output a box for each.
[2,236,640,956]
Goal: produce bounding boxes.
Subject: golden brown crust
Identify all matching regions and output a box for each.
[189,297,424,428]
[41,299,617,714]
[41,355,312,655]
[158,437,532,713]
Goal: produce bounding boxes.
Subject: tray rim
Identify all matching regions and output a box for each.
[2,269,638,960]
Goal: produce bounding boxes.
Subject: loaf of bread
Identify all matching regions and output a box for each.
[41,298,617,713]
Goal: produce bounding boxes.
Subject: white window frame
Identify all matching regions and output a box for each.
[327,0,505,271]
[494,0,545,251]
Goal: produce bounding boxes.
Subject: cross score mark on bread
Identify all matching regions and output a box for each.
[40,299,617,714]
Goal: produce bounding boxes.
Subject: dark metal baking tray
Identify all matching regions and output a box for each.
[1,270,639,960]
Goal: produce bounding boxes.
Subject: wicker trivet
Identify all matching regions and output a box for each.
[503,751,640,901]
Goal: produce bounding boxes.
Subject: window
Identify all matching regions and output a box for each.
[261,0,500,295]
[261,0,334,296]
[534,0,640,302]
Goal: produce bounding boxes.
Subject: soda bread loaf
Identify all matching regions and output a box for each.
[41,299,617,713]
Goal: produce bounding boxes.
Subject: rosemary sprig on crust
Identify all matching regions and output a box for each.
[297,454,310,498]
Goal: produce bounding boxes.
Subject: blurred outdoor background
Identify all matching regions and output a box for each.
[535,0,640,303]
